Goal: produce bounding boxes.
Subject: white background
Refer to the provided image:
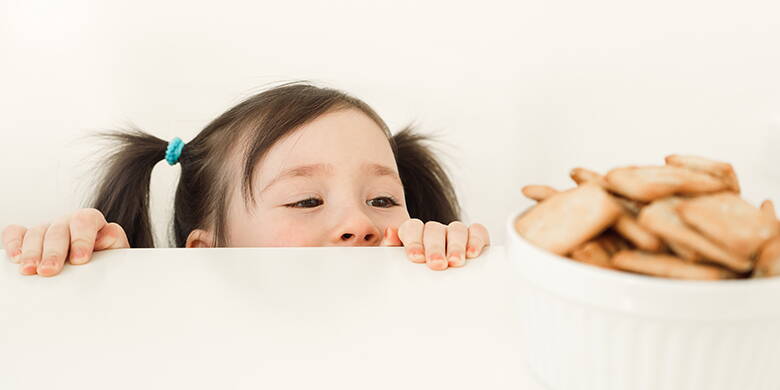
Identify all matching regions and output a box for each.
[1,0,779,246]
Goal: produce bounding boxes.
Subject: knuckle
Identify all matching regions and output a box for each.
[73,208,104,226]
[31,224,50,234]
[399,219,423,238]
[70,238,93,249]
[106,222,126,236]
[470,222,488,233]
[448,221,468,233]
[42,251,62,261]
[468,234,485,246]
[19,251,40,262]
[407,218,424,228]
[426,246,445,256]
[424,221,445,230]
[2,224,24,235]
[45,222,69,236]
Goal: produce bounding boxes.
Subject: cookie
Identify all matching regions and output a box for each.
[571,240,613,269]
[665,154,740,193]
[665,239,703,262]
[614,214,664,252]
[515,183,623,255]
[637,197,752,273]
[570,168,608,187]
[612,250,736,280]
[596,231,631,255]
[522,185,559,202]
[605,166,729,202]
[678,193,779,258]
[612,196,644,216]
[754,236,780,277]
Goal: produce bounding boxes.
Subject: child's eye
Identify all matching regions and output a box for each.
[285,197,323,208]
[368,196,400,208]
[285,196,399,209]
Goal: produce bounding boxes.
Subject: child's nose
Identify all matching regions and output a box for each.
[332,214,381,246]
[339,231,377,245]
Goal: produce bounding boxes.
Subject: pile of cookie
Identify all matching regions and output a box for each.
[515,155,780,280]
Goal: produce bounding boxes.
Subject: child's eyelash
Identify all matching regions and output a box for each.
[285,196,400,209]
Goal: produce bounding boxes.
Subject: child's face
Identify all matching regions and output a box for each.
[225,108,410,247]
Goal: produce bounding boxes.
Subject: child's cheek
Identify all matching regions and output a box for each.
[266,222,320,247]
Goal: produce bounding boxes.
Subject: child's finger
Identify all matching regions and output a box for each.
[18,224,49,275]
[94,222,130,251]
[2,224,27,263]
[38,218,71,277]
[67,208,108,265]
[397,218,425,263]
[422,221,448,271]
[445,221,468,267]
[466,223,491,258]
[379,225,402,247]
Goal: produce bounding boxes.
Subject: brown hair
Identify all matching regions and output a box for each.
[87,82,461,248]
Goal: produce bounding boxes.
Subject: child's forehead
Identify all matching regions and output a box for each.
[258,108,395,170]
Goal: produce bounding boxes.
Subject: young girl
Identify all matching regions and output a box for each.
[2,82,491,277]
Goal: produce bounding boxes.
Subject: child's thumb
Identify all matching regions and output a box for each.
[379,226,402,247]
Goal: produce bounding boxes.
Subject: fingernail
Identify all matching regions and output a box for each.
[449,253,465,267]
[408,248,425,262]
[71,248,87,264]
[467,246,478,258]
[430,253,446,269]
[21,260,36,275]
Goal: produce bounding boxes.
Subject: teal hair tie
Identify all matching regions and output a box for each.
[165,137,185,165]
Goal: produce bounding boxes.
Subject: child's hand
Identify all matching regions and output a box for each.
[2,208,130,277]
[380,219,490,271]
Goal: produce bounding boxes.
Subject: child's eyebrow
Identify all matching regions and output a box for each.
[260,162,401,194]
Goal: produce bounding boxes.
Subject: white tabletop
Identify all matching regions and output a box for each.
[0,245,544,390]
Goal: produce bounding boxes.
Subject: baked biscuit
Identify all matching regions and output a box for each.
[614,214,664,252]
[612,250,736,280]
[678,193,779,258]
[754,237,780,277]
[665,154,740,193]
[522,185,559,202]
[605,166,729,202]
[571,240,613,269]
[637,197,752,272]
[665,239,703,262]
[515,183,623,255]
[570,168,608,187]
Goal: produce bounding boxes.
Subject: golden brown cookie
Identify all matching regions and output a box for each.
[605,166,730,202]
[754,236,780,277]
[761,199,776,218]
[614,214,664,252]
[570,240,613,269]
[612,250,736,280]
[595,231,631,255]
[678,193,779,258]
[570,168,608,187]
[665,239,703,262]
[612,196,644,216]
[665,154,740,193]
[637,197,752,273]
[521,185,559,202]
[515,183,623,255]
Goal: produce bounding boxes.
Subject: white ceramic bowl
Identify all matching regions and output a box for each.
[506,205,780,390]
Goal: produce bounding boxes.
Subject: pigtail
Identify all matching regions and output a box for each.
[87,128,169,248]
[391,126,461,224]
